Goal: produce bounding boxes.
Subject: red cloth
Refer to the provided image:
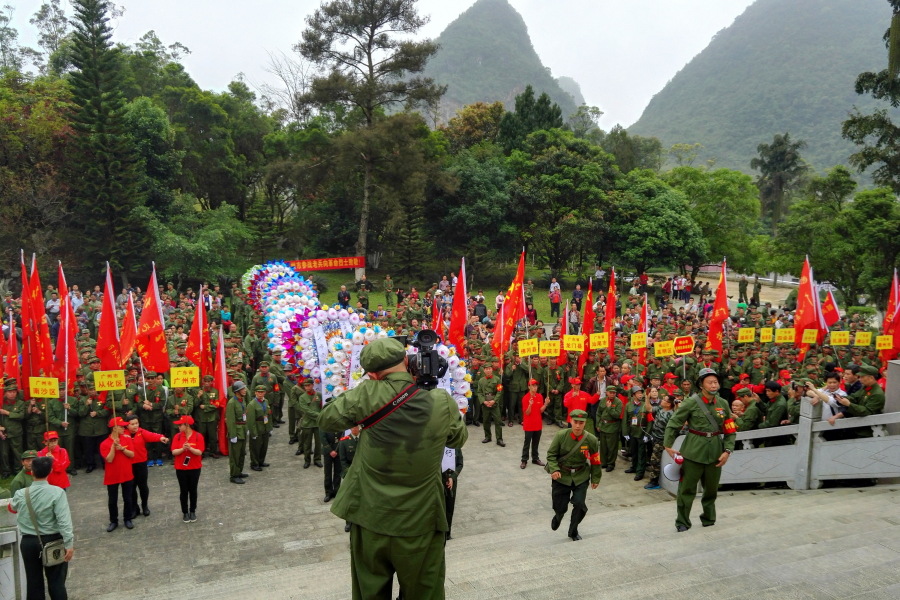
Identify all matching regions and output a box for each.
[563,390,600,422]
[172,430,205,470]
[731,382,765,396]
[100,434,135,485]
[129,427,165,463]
[37,446,70,489]
[521,392,544,431]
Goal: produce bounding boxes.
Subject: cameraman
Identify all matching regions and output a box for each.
[318,337,468,600]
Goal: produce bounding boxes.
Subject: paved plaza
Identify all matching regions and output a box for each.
[61,421,900,600]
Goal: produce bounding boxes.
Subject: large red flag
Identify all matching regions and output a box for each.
[136,264,170,373]
[491,250,526,360]
[705,260,729,359]
[432,294,442,338]
[119,293,138,368]
[19,252,35,396]
[28,256,53,377]
[96,263,122,371]
[636,294,649,367]
[881,270,900,363]
[577,280,595,379]
[604,268,617,361]
[558,300,570,364]
[53,264,79,392]
[186,288,213,378]
[448,258,468,355]
[821,289,840,328]
[5,310,18,382]
[793,257,818,360]
[213,325,229,456]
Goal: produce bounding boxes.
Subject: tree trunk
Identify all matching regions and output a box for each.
[355,158,372,281]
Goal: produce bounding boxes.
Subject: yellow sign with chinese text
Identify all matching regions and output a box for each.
[518,338,538,357]
[775,328,795,344]
[28,377,59,398]
[654,340,674,357]
[539,340,560,357]
[738,328,755,343]
[760,328,774,343]
[876,335,893,350]
[95,370,126,391]
[589,332,608,350]
[801,329,819,344]
[855,331,872,346]
[830,331,850,346]
[630,332,647,350]
[171,366,201,388]
[563,335,585,352]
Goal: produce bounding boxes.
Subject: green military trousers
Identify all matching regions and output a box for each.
[229,438,246,478]
[551,478,589,537]
[598,432,619,468]
[196,420,218,456]
[299,426,321,464]
[249,433,269,467]
[676,457,722,529]
[481,404,502,441]
[349,524,445,600]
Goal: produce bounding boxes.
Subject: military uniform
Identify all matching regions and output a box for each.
[225,384,250,482]
[546,410,603,541]
[297,384,323,466]
[317,338,467,600]
[250,364,285,426]
[596,389,623,469]
[287,382,304,444]
[0,382,26,477]
[476,372,504,444]
[320,429,343,500]
[545,363,569,425]
[194,379,221,457]
[383,277,395,307]
[247,386,273,470]
[76,385,109,472]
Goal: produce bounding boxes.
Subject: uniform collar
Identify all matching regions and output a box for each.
[569,431,583,441]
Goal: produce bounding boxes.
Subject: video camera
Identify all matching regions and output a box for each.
[403,329,448,390]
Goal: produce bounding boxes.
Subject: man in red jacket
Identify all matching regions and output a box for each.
[125,414,169,519]
[563,378,601,426]
[100,417,136,532]
[37,431,70,490]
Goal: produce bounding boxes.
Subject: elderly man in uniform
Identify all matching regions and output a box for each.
[545,409,603,541]
[318,337,467,600]
[664,368,737,532]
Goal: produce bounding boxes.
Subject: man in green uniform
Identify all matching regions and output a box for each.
[738,276,748,304]
[664,368,736,532]
[9,449,38,495]
[622,385,651,481]
[247,385,272,471]
[225,381,250,484]
[76,381,109,473]
[287,380,304,445]
[751,276,762,306]
[0,379,25,478]
[545,356,569,427]
[266,350,288,424]
[297,379,323,467]
[476,364,505,446]
[250,362,284,428]
[194,375,221,458]
[546,409,603,541]
[317,337,467,600]
[48,382,77,476]
[383,275,395,307]
[596,385,623,470]
[24,395,48,452]
[338,426,359,533]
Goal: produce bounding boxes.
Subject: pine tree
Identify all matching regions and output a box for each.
[68,0,145,275]
[392,197,429,288]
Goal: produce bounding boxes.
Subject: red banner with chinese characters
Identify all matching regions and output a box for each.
[289,256,365,271]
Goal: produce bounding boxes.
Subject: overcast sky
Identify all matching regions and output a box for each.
[11,0,755,128]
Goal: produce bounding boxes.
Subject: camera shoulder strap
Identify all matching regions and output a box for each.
[358,384,421,431]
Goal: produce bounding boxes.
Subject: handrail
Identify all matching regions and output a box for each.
[735,425,799,440]
[809,411,900,433]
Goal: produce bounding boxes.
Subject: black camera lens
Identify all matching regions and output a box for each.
[416,330,438,346]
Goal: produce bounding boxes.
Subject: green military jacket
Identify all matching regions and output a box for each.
[76,394,109,437]
[287,384,305,412]
[317,371,468,536]
[166,390,195,420]
[246,398,272,437]
[250,372,283,407]
[846,384,885,418]
[136,386,165,422]
[338,434,358,477]
[743,365,766,385]
[195,388,220,423]
[297,390,323,428]
[622,399,651,438]
[736,400,762,431]
[475,375,503,407]
[9,469,33,496]
[505,361,530,394]
[758,395,787,429]
[596,397,623,434]
[47,395,76,433]
[663,393,736,464]
[225,396,249,440]
[545,365,569,398]
[1,394,26,436]
[24,399,47,433]
[645,362,668,383]
[546,429,603,486]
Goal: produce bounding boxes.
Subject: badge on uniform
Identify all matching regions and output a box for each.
[631,417,638,426]
[264,416,268,424]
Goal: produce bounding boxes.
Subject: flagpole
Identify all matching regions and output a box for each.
[61,262,68,427]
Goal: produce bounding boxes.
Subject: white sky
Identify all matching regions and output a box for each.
[10,0,755,128]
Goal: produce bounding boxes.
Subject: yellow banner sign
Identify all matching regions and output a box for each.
[738,328,755,343]
[28,377,59,398]
[801,329,819,344]
[589,332,608,350]
[673,336,695,356]
[95,370,126,391]
[563,335,585,352]
[654,340,674,357]
[540,340,560,357]
[171,366,201,388]
[876,335,893,350]
[760,327,774,343]
[855,331,872,346]
[630,332,647,350]
[775,328,795,344]
[830,331,850,346]
[518,338,539,357]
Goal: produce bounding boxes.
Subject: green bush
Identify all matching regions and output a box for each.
[846,306,876,327]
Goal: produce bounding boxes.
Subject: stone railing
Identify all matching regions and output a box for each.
[660,400,900,494]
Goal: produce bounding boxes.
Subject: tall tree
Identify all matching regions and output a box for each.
[750,132,808,236]
[599,126,664,173]
[68,0,145,276]
[497,85,564,153]
[29,0,70,73]
[297,0,445,278]
[439,101,505,153]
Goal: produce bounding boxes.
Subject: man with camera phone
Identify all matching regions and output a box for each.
[318,335,468,600]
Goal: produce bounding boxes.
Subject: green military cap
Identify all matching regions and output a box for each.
[88,355,100,363]
[146,371,158,378]
[3,379,17,391]
[254,385,267,393]
[224,342,235,348]
[859,364,879,377]
[259,361,270,367]
[57,380,67,388]
[272,349,282,354]
[735,387,752,397]
[203,375,214,381]
[673,388,685,396]
[359,337,406,373]
[21,450,39,460]
[80,328,90,334]
[683,357,696,366]
[568,409,588,421]
[301,378,315,386]
[606,385,619,394]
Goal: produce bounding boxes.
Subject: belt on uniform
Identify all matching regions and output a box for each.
[256,418,266,422]
[601,419,615,424]
[560,465,585,474]
[688,428,720,438]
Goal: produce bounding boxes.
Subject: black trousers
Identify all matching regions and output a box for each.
[444,482,456,534]
[107,480,135,524]
[521,430,542,462]
[82,435,104,469]
[21,534,68,600]
[550,302,560,317]
[324,452,342,496]
[551,478,589,537]
[131,462,150,513]
[176,468,201,513]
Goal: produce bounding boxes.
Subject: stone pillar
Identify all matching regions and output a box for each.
[792,398,821,490]
[886,360,900,436]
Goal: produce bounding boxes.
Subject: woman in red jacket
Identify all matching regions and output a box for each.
[171,415,204,524]
[125,414,169,519]
[37,431,70,490]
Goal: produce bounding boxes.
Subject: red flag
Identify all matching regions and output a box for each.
[213,324,229,456]
[637,294,649,367]
[19,252,35,397]
[432,295,442,338]
[558,300,569,364]
[28,256,53,377]
[5,310,18,382]
[705,260,729,359]
[448,258,468,355]
[883,269,898,335]
[793,257,817,360]
[96,264,122,371]
[604,268,617,361]
[53,264,79,392]
[820,289,840,328]
[492,251,526,360]
[186,288,213,377]
[578,280,595,379]
[136,264,170,373]
[119,293,138,368]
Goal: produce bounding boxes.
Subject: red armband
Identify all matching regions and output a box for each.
[589,452,601,465]
[723,418,737,434]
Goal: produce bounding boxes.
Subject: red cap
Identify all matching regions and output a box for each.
[569,377,582,385]
[43,431,59,441]
[739,373,750,380]
[108,417,128,428]
[779,369,791,378]
[173,415,194,426]
[528,379,539,386]
[620,375,634,384]
[664,373,677,380]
